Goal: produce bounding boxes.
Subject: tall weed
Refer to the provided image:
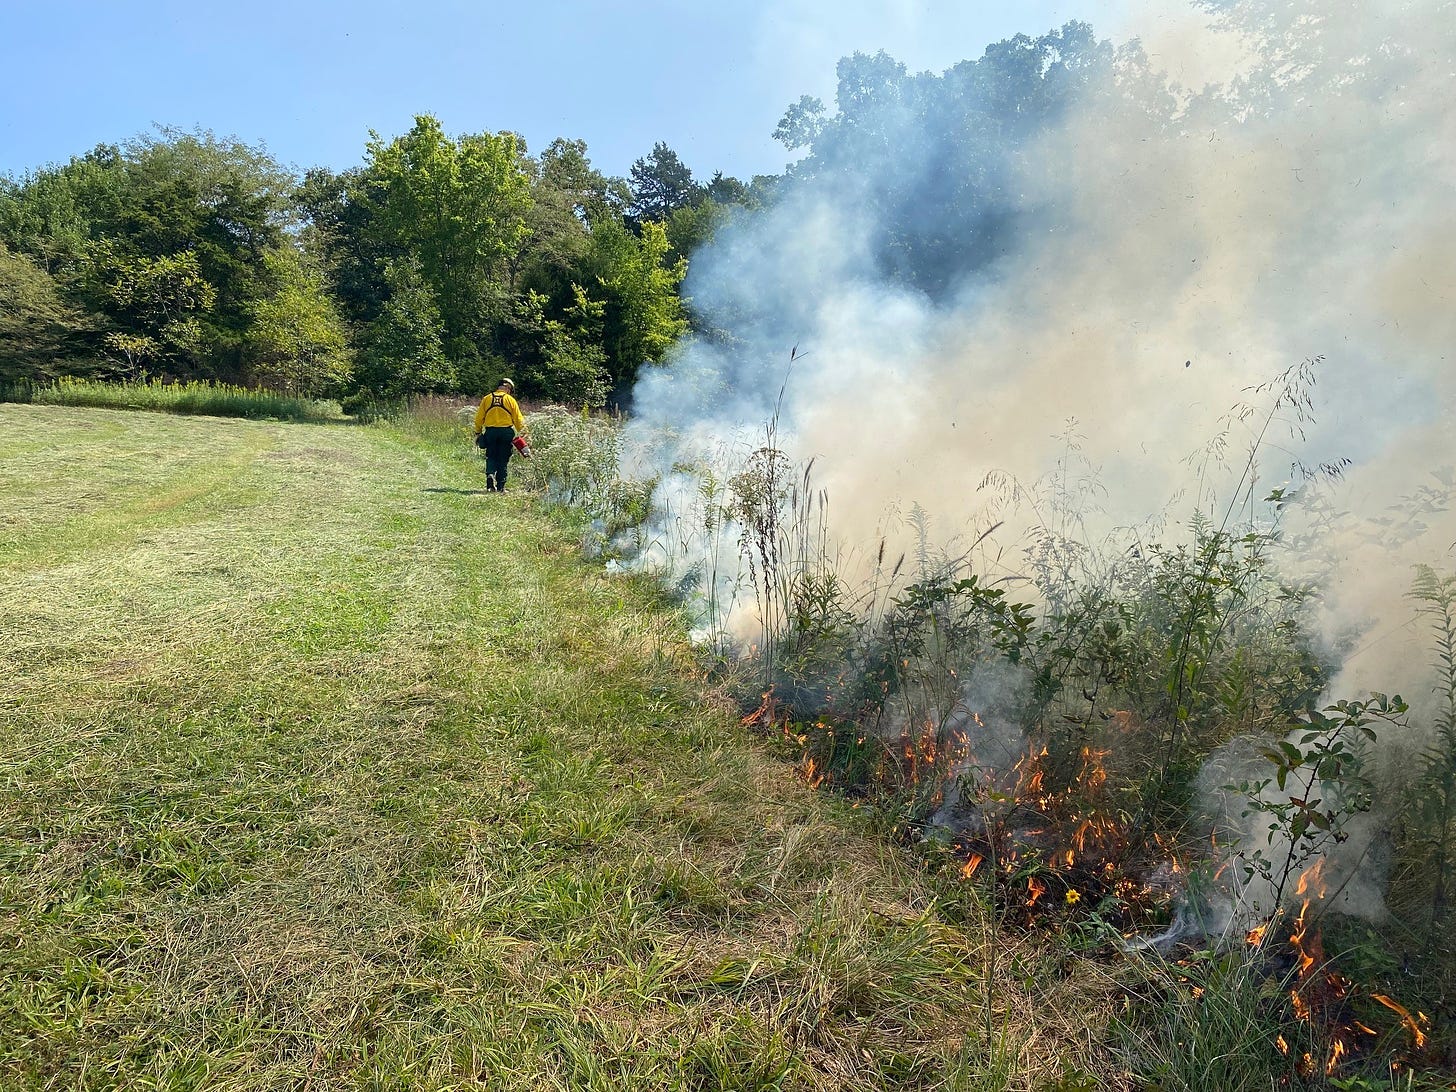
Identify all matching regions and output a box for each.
[1406,565,1456,927]
[3,376,342,422]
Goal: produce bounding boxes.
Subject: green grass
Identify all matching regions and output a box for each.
[0,404,1088,1090]
[2,377,343,422]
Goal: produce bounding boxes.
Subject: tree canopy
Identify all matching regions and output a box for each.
[771,24,1123,297]
[0,19,1185,405]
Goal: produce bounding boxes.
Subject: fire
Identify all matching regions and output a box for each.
[1078,746,1110,790]
[1326,1038,1347,1075]
[1070,815,1122,855]
[801,756,825,788]
[1289,902,1321,978]
[1280,862,1363,1077]
[1245,923,1268,946]
[1295,857,1328,899]
[1290,990,1313,1021]
[1371,994,1429,1050]
[740,689,778,728]
[856,719,1160,932]
[1020,764,1045,795]
[894,719,971,788]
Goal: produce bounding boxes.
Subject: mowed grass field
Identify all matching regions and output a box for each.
[0,405,1096,1091]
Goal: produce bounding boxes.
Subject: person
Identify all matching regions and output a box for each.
[473,378,528,492]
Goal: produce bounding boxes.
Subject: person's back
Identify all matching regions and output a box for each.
[473,379,527,491]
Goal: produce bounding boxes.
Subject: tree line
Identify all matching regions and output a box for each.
[0,118,772,408]
[2,18,1295,410]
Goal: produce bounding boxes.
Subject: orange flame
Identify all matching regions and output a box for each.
[1289,902,1321,978]
[740,690,776,728]
[1295,857,1328,899]
[1077,746,1110,791]
[1291,991,1313,1021]
[1371,994,1429,1049]
[1282,889,1360,1077]
[1026,877,1047,907]
[960,854,984,879]
[1326,1038,1347,1075]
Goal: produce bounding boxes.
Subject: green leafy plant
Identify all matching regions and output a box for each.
[1231,694,1405,913]
[1114,947,1300,1092]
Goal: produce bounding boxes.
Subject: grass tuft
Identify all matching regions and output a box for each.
[2,376,344,422]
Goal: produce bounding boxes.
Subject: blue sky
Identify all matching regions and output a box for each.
[3,0,1183,183]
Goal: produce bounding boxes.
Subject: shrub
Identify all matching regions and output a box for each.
[525,328,610,410]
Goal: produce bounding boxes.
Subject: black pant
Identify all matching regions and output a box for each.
[482,427,515,491]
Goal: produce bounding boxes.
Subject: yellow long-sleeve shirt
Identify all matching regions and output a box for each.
[474,389,526,434]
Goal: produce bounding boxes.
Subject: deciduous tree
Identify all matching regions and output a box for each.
[0,243,100,382]
[579,219,688,383]
[84,245,215,371]
[362,115,531,352]
[246,247,351,396]
[353,257,452,400]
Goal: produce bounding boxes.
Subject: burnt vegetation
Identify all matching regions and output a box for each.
[711,448,1455,1086]
[517,352,1456,1088]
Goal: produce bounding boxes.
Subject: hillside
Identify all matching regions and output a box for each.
[0,405,1094,1090]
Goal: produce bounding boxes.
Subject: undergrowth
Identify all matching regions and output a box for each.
[514,365,1456,1089]
[1,376,344,422]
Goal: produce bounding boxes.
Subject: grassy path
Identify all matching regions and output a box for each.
[0,405,1078,1091]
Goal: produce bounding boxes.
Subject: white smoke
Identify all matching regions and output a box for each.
[1199,730,1391,923]
[624,0,1456,927]
[631,0,1455,686]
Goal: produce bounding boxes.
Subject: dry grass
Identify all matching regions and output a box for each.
[0,403,1101,1090]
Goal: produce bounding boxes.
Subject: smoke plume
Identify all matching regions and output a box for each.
[621,1,1456,935]
[629,0,1456,705]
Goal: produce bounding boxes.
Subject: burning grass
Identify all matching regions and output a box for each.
[527,400,1456,1086]
[739,575,1451,1085]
